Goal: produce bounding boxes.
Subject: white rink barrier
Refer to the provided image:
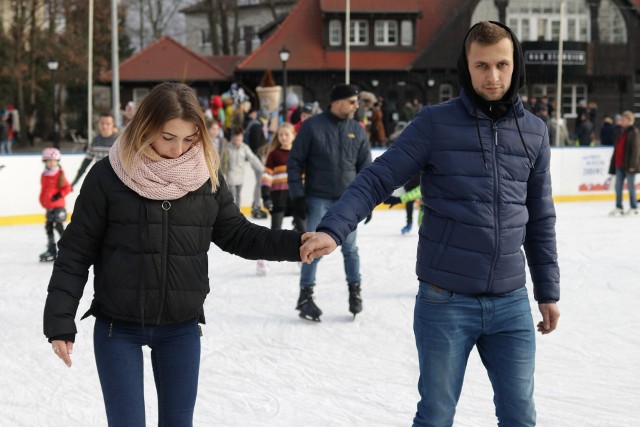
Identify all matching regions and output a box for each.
[0,146,624,226]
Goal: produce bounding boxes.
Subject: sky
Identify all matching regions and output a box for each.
[1,201,639,426]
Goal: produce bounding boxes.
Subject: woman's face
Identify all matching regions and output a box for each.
[277,128,294,149]
[151,118,199,159]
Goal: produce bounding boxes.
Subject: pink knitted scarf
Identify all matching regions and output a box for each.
[109,137,210,200]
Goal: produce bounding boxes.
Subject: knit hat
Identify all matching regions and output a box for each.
[330,84,359,102]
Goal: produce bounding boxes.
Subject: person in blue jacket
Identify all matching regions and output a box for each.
[300,21,560,426]
[287,83,372,321]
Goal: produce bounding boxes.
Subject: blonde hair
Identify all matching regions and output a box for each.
[622,110,635,125]
[265,122,296,158]
[119,82,220,191]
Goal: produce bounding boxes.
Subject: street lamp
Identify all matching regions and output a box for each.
[279,46,290,122]
[47,60,60,149]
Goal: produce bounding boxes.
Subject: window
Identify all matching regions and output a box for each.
[349,20,369,46]
[201,29,211,46]
[532,84,587,118]
[400,20,413,46]
[598,0,627,44]
[477,0,590,42]
[374,20,398,46]
[133,88,149,105]
[329,19,342,46]
[439,84,454,103]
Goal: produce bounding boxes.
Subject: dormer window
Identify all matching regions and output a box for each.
[375,20,398,46]
[329,19,342,46]
[350,20,369,45]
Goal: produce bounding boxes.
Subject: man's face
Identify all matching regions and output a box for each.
[98,116,115,137]
[467,38,514,102]
[331,96,359,119]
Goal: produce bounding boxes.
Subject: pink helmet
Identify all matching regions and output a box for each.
[42,147,61,161]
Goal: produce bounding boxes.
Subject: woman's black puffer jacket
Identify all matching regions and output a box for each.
[43,158,301,341]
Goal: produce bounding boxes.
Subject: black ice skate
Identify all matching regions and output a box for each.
[348,282,362,318]
[39,243,57,262]
[296,286,322,322]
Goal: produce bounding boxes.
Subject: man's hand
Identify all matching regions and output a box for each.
[300,232,338,264]
[51,339,74,367]
[537,303,560,335]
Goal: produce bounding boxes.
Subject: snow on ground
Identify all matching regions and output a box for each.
[1,201,639,426]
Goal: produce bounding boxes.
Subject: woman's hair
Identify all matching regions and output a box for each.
[120,82,221,190]
[265,122,296,158]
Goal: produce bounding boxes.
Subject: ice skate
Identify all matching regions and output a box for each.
[39,243,57,262]
[296,286,322,322]
[609,207,624,217]
[348,282,362,318]
[401,223,413,234]
[256,259,269,276]
[251,207,268,219]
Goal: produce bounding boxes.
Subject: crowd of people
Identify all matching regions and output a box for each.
[25,18,638,427]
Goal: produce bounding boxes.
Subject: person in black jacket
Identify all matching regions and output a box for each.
[43,82,311,427]
[287,83,372,321]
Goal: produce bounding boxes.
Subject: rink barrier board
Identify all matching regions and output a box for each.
[0,146,623,227]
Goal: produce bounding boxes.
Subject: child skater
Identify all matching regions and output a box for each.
[39,147,72,261]
[256,122,305,275]
[43,82,312,427]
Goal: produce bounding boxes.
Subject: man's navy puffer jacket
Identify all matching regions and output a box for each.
[317,89,560,302]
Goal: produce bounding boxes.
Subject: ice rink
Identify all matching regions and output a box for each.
[1,201,638,426]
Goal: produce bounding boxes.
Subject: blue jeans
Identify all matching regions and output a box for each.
[615,167,637,209]
[300,196,360,286]
[412,283,536,427]
[94,319,201,427]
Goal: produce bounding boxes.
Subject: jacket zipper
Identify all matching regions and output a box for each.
[156,200,171,323]
[487,122,501,293]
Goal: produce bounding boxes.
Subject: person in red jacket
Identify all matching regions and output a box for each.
[39,147,72,261]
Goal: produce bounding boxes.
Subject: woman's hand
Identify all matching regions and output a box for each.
[51,340,74,367]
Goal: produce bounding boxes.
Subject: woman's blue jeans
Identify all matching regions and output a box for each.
[412,283,536,427]
[300,196,361,286]
[94,319,201,427]
[615,167,637,209]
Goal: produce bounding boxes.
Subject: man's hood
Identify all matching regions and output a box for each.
[457,21,526,111]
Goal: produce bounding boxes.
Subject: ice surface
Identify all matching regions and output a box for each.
[1,201,638,426]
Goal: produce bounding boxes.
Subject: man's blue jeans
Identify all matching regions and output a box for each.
[615,167,638,209]
[300,196,360,286]
[94,319,201,427]
[412,283,536,427]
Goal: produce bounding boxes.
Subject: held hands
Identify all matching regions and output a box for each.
[299,232,338,264]
[51,339,74,367]
[263,199,274,212]
[537,303,560,335]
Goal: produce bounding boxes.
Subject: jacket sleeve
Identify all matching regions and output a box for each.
[43,164,110,340]
[245,146,264,173]
[287,122,312,199]
[211,174,301,261]
[355,125,372,173]
[523,130,560,302]
[317,118,430,245]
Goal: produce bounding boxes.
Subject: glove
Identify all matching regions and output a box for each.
[364,213,372,225]
[51,192,62,202]
[293,197,307,220]
[263,198,274,212]
[384,196,401,208]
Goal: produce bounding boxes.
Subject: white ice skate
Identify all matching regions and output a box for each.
[256,260,270,276]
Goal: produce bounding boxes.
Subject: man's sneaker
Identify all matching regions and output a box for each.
[251,208,268,219]
[626,208,639,216]
[348,282,362,318]
[609,208,624,217]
